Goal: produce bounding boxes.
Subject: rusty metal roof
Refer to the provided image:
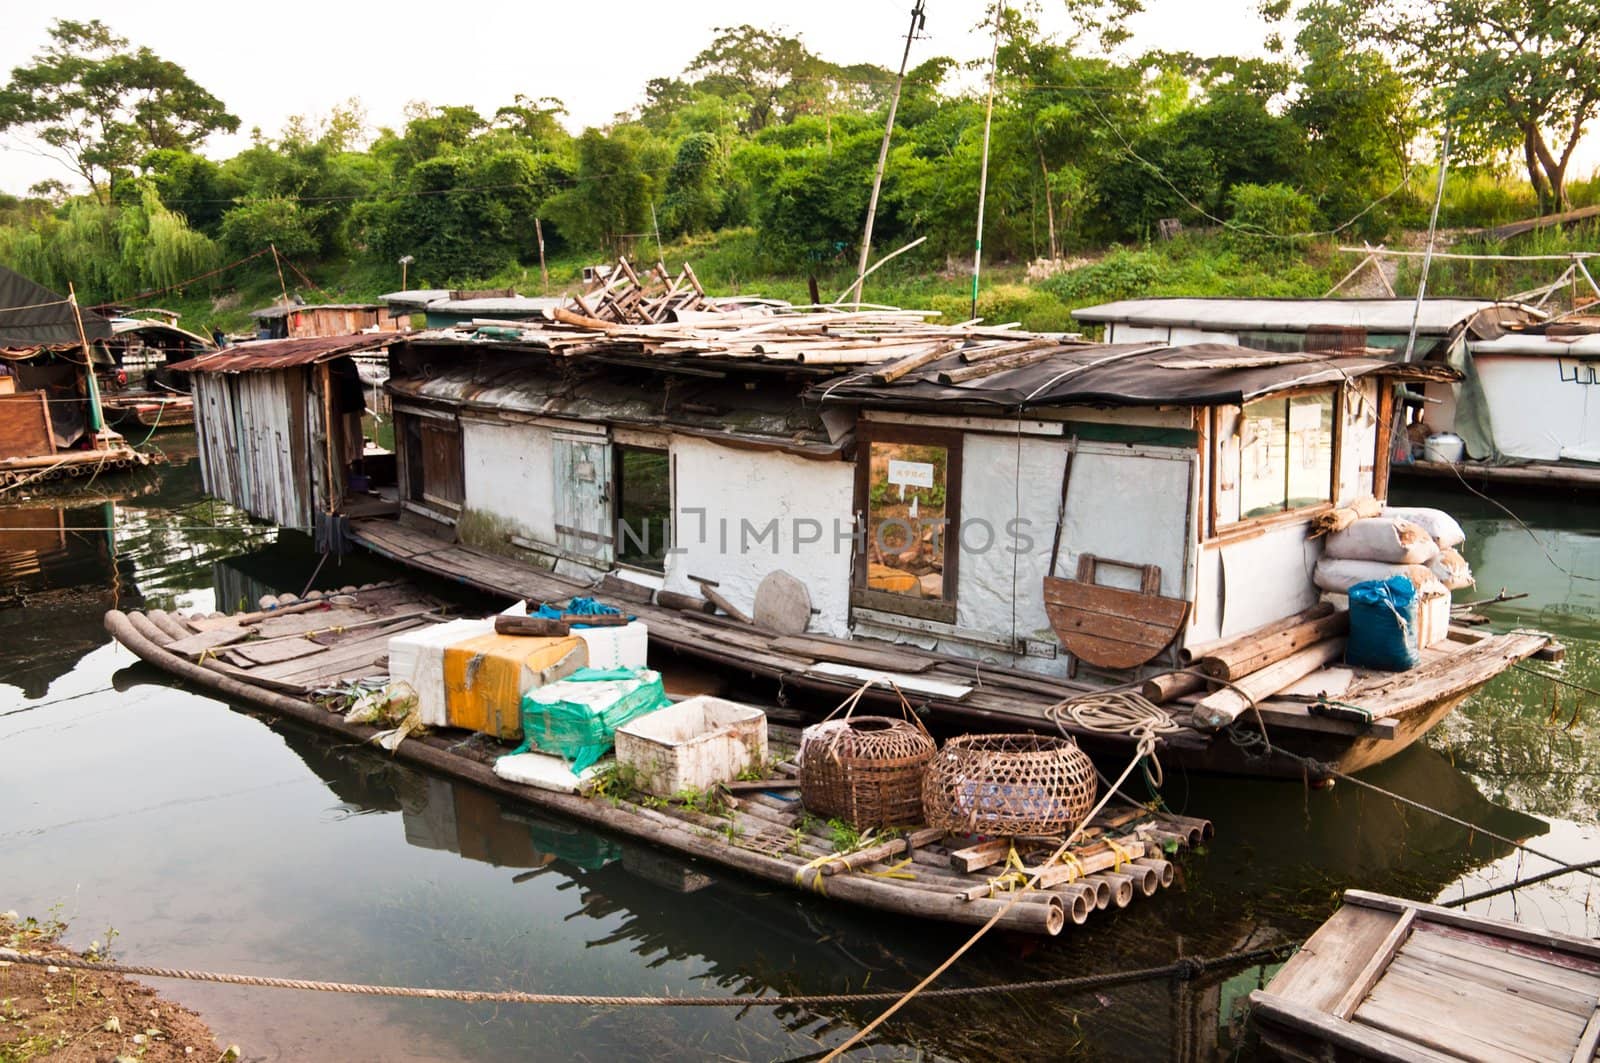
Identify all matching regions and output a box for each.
[169,333,395,373]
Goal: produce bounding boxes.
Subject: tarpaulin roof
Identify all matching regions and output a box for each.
[1070,297,1539,335]
[0,265,112,349]
[170,333,395,373]
[810,342,1458,410]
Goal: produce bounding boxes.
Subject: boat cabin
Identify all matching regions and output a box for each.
[169,333,397,548]
[376,322,1448,676]
[248,301,402,340]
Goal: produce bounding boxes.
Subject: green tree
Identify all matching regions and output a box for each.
[547,127,665,255]
[0,19,238,202]
[1348,0,1600,210]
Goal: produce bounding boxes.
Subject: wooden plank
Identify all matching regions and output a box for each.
[769,635,937,673]
[1358,958,1583,1062]
[253,606,372,638]
[1042,577,1189,627]
[1344,891,1600,965]
[1263,903,1402,1013]
[805,662,971,699]
[166,627,251,658]
[1334,907,1416,1018]
[230,637,330,667]
[1406,925,1600,1000]
[1248,990,1461,1063]
[1193,639,1348,731]
[1394,939,1599,1017]
[1572,1007,1600,1063]
[1354,990,1535,1063]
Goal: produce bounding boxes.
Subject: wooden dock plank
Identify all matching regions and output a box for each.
[1333,907,1416,1018]
[1262,903,1400,1014]
[1383,952,1590,1051]
[1405,925,1600,1003]
[1248,991,1462,1063]
[1357,959,1580,1063]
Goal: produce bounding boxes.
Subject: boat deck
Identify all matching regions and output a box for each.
[347,518,1550,776]
[1396,458,1600,492]
[1251,890,1600,1062]
[104,588,1210,938]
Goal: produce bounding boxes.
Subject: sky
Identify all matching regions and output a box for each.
[0,0,1281,196]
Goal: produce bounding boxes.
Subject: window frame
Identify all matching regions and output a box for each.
[612,441,671,574]
[1207,384,1343,540]
[850,422,963,625]
[395,405,464,523]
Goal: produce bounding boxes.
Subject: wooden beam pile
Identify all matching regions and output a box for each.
[569,258,710,325]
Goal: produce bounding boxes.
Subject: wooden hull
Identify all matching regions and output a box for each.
[1250,890,1600,1062]
[102,396,194,430]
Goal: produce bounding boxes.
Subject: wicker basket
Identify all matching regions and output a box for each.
[922,733,1098,836]
[800,715,937,830]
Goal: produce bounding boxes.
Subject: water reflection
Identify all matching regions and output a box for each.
[0,447,1594,1061]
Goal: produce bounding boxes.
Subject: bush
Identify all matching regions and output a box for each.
[1038,248,1163,307]
[1224,183,1316,261]
[929,284,1073,332]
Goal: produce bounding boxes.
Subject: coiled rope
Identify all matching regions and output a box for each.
[0,944,1293,1007]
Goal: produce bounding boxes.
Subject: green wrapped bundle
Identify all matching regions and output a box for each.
[515,667,669,771]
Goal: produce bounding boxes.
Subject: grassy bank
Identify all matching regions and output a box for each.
[140,220,1600,339]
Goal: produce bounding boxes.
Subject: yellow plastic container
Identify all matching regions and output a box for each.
[443,633,587,739]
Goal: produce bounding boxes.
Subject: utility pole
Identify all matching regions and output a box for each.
[850,0,926,307]
[971,2,1003,320]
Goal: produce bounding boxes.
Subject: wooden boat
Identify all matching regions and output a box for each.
[104,585,1208,938]
[1250,889,1600,1062]
[100,394,194,430]
[348,519,1551,780]
[169,281,1558,779]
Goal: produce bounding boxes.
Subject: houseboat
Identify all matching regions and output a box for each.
[97,312,215,430]
[161,280,1554,779]
[0,266,159,487]
[1073,296,1600,491]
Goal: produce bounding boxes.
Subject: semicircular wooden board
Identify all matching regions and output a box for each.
[753,570,812,635]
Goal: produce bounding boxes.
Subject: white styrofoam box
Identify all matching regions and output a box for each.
[614,696,767,797]
[1415,579,1452,651]
[574,620,648,669]
[493,751,607,794]
[387,618,495,726]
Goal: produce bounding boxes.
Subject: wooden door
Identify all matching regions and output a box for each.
[553,433,612,565]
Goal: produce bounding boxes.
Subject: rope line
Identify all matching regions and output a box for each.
[0,944,1292,1008]
[1442,858,1600,908]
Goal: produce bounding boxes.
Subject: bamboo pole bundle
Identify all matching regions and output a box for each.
[1133,857,1174,889]
[1087,871,1135,909]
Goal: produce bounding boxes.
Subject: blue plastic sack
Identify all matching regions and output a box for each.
[1346,576,1419,672]
[532,597,629,626]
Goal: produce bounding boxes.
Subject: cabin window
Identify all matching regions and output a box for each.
[401,413,464,514]
[851,427,962,624]
[614,444,670,571]
[1228,388,1336,522]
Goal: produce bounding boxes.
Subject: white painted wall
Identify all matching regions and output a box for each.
[460,417,557,544]
[664,436,855,638]
[1475,354,1600,462]
[1190,526,1322,644]
[1337,378,1381,504]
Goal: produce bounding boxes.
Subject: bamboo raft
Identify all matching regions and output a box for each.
[1251,890,1600,1062]
[104,587,1207,937]
[0,444,161,487]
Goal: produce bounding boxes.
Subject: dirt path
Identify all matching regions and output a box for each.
[1,913,228,1062]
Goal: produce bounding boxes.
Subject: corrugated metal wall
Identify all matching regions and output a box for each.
[192,370,318,530]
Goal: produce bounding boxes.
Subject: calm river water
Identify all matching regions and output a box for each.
[2,439,1596,1061]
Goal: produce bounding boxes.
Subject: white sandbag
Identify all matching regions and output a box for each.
[1313,557,1435,594]
[1381,506,1466,549]
[1323,517,1440,565]
[1429,546,1475,590]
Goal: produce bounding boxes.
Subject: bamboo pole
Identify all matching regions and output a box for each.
[849,0,925,307]
[969,2,1002,319]
[1192,638,1349,731]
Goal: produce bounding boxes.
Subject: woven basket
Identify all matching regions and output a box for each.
[801,715,937,830]
[922,733,1098,836]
